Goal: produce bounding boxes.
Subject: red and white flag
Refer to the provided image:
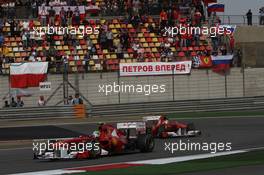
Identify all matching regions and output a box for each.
[10,62,48,88]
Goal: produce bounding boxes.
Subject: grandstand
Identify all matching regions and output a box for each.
[0,0,233,75]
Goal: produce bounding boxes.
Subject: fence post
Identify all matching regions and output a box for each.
[242,65,246,97]
[117,71,121,104]
[172,69,175,101]
[224,71,228,98]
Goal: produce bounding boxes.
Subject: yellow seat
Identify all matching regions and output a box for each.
[152,47,158,52]
[152,38,158,42]
[109,24,115,29]
[140,38,146,42]
[143,43,148,47]
[15,53,20,57]
[63,45,69,50]
[111,54,117,59]
[103,49,108,54]
[138,33,143,38]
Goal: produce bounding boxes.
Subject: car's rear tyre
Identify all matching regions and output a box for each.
[157,126,165,138]
[187,123,195,131]
[137,134,155,153]
[187,123,201,136]
[89,141,101,158]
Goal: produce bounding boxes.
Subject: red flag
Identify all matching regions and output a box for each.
[199,56,213,68]
[212,64,230,75]
[203,0,217,5]
[10,62,48,88]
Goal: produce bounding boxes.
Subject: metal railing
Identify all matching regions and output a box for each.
[89,96,264,117]
[0,96,263,119]
[0,106,75,120]
[219,15,261,25]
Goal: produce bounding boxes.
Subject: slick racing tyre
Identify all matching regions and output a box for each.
[137,134,155,153]
[157,126,165,138]
[187,123,195,131]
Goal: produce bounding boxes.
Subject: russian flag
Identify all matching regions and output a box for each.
[10,62,48,88]
[208,3,225,12]
[203,0,217,6]
[212,55,233,74]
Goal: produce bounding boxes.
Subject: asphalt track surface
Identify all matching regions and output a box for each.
[1,116,264,174]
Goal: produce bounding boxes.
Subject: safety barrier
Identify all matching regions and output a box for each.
[89,96,264,117]
[0,96,263,119]
[0,105,86,120]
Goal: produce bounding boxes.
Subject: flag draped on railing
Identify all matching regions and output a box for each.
[10,62,48,88]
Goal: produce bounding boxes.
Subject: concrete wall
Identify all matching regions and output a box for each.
[1,68,264,107]
[234,26,264,67]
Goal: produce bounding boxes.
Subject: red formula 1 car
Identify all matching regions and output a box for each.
[33,122,154,160]
[143,116,201,138]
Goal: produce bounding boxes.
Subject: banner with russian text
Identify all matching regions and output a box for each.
[119,61,192,76]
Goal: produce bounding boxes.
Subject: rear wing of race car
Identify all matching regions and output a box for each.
[117,122,147,136]
[117,122,146,130]
[143,116,161,121]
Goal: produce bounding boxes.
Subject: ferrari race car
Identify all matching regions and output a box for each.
[143,115,201,138]
[33,122,154,160]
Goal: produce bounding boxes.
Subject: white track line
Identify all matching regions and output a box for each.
[12,147,264,175]
[130,150,246,165]
[9,170,86,175]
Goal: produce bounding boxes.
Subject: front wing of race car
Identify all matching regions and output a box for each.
[164,129,202,138]
[34,148,109,160]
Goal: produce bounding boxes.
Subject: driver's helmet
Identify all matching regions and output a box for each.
[160,115,168,121]
[93,130,100,138]
[98,122,105,131]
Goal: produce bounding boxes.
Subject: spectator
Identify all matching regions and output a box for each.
[3,100,10,108]
[0,33,4,47]
[116,42,123,59]
[73,7,80,25]
[66,7,73,26]
[220,45,227,55]
[16,97,24,107]
[22,31,29,48]
[246,9,252,26]
[9,19,15,37]
[160,9,168,29]
[260,7,264,25]
[38,96,46,106]
[194,9,202,27]
[230,35,235,54]
[10,97,17,107]
[106,29,113,49]
[67,95,73,105]
[84,52,90,72]
[211,35,219,52]
[39,6,47,26]
[72,93,83,105]
[48,7,56,26]
[60,7,66,26]
[0,55,3,75]
[32,0,38,18]
[132,0,140,14]
[99,30,107,49]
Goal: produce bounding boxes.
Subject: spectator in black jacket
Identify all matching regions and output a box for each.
[246,9,252,26]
